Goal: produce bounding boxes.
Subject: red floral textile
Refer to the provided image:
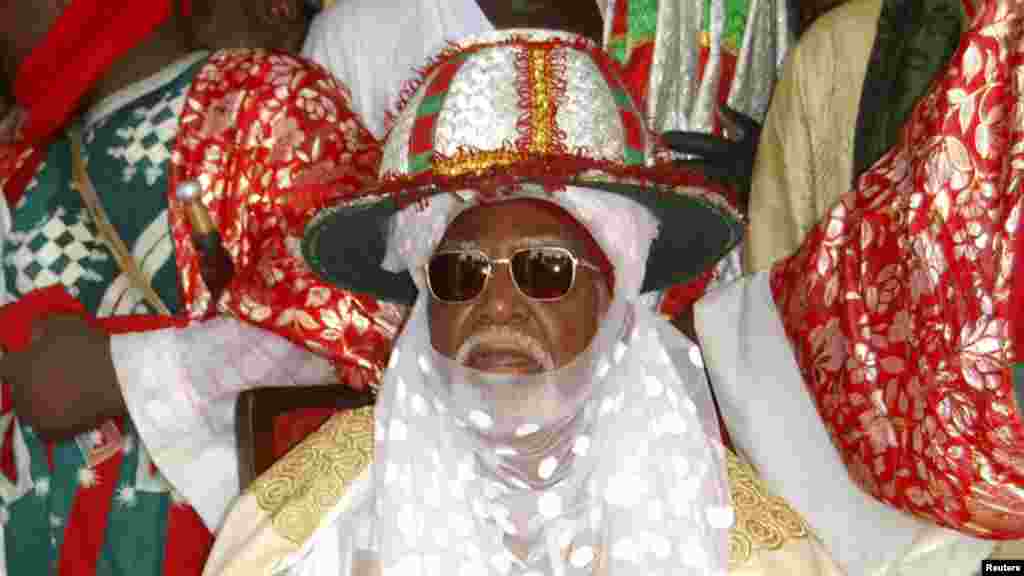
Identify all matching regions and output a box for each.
[168,50,404,389]
[771,0,1024,537]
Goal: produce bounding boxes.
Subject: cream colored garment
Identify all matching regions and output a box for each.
[743,0,880,273]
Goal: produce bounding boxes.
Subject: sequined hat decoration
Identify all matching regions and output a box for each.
[303,29,743,303]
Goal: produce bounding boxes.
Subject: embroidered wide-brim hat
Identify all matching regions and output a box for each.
[303,30,743,304]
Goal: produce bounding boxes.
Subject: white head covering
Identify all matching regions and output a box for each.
[338,186,733,575]
[301,0,493,138]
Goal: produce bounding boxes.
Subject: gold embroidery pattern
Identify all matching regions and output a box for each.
[433,149,527,178]
[250,406,374,544]
[726,450,810,567]
[528,47,555,155]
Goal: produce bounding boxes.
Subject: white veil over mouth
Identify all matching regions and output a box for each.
[337,189,733,575]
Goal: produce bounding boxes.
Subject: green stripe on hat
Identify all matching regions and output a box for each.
[409,151,433,175]
[608,39,627,63]
[612,89,634,112]
[624,147,645,166]
[417,93,445,118]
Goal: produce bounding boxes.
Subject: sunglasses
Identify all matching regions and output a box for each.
[426,246,603,303]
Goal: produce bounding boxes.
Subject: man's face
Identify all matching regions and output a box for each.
[429,199,610,373]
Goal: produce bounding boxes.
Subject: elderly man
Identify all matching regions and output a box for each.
[300,0,792,352]
[697,0,1024,573]
[203,30,840,576]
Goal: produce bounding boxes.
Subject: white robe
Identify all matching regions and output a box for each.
[301,0,493,139]
[695,273,995,575]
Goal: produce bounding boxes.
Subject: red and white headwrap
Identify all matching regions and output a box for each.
[770,0,1024,539]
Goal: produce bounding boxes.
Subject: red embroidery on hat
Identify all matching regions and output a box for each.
[515,43,569,158]
[407,54,471,176]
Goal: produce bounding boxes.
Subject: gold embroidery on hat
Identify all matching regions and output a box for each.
[514,43,567,158]
[529,47,555,155]
[434,148,528,178]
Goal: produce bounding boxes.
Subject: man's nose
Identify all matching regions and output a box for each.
[478,263,529,325]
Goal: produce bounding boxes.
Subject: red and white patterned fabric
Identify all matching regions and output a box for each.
[771,0,1024,538]
[168,50,404,390]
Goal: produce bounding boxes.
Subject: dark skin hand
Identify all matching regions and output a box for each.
[0,1,194,119]
[0,85,19,144]
[0,0,63,94]
[2,315,125,441]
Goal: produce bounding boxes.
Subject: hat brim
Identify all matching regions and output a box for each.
[303,170,743,305]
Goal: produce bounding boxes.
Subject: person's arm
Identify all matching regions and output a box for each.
[112,316,335,531]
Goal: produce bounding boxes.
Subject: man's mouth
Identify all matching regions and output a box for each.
[464,348,544,374]
[455,328,554,374]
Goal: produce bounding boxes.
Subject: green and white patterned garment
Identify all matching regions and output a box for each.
[3,56,205,314]
[1,53,212,576]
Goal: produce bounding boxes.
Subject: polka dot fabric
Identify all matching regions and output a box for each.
[357,292,731,575]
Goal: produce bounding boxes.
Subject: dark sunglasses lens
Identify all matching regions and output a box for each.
[428,252,489,302]
[512,248,574,300]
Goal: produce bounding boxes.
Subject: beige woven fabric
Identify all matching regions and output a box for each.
[744,0,881,272]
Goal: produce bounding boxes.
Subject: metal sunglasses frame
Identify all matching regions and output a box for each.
[425,246,602,303]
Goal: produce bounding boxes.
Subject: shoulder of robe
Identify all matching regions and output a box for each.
[725,448,843,575]
[247,406,375,545]
[238,408,842,573]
